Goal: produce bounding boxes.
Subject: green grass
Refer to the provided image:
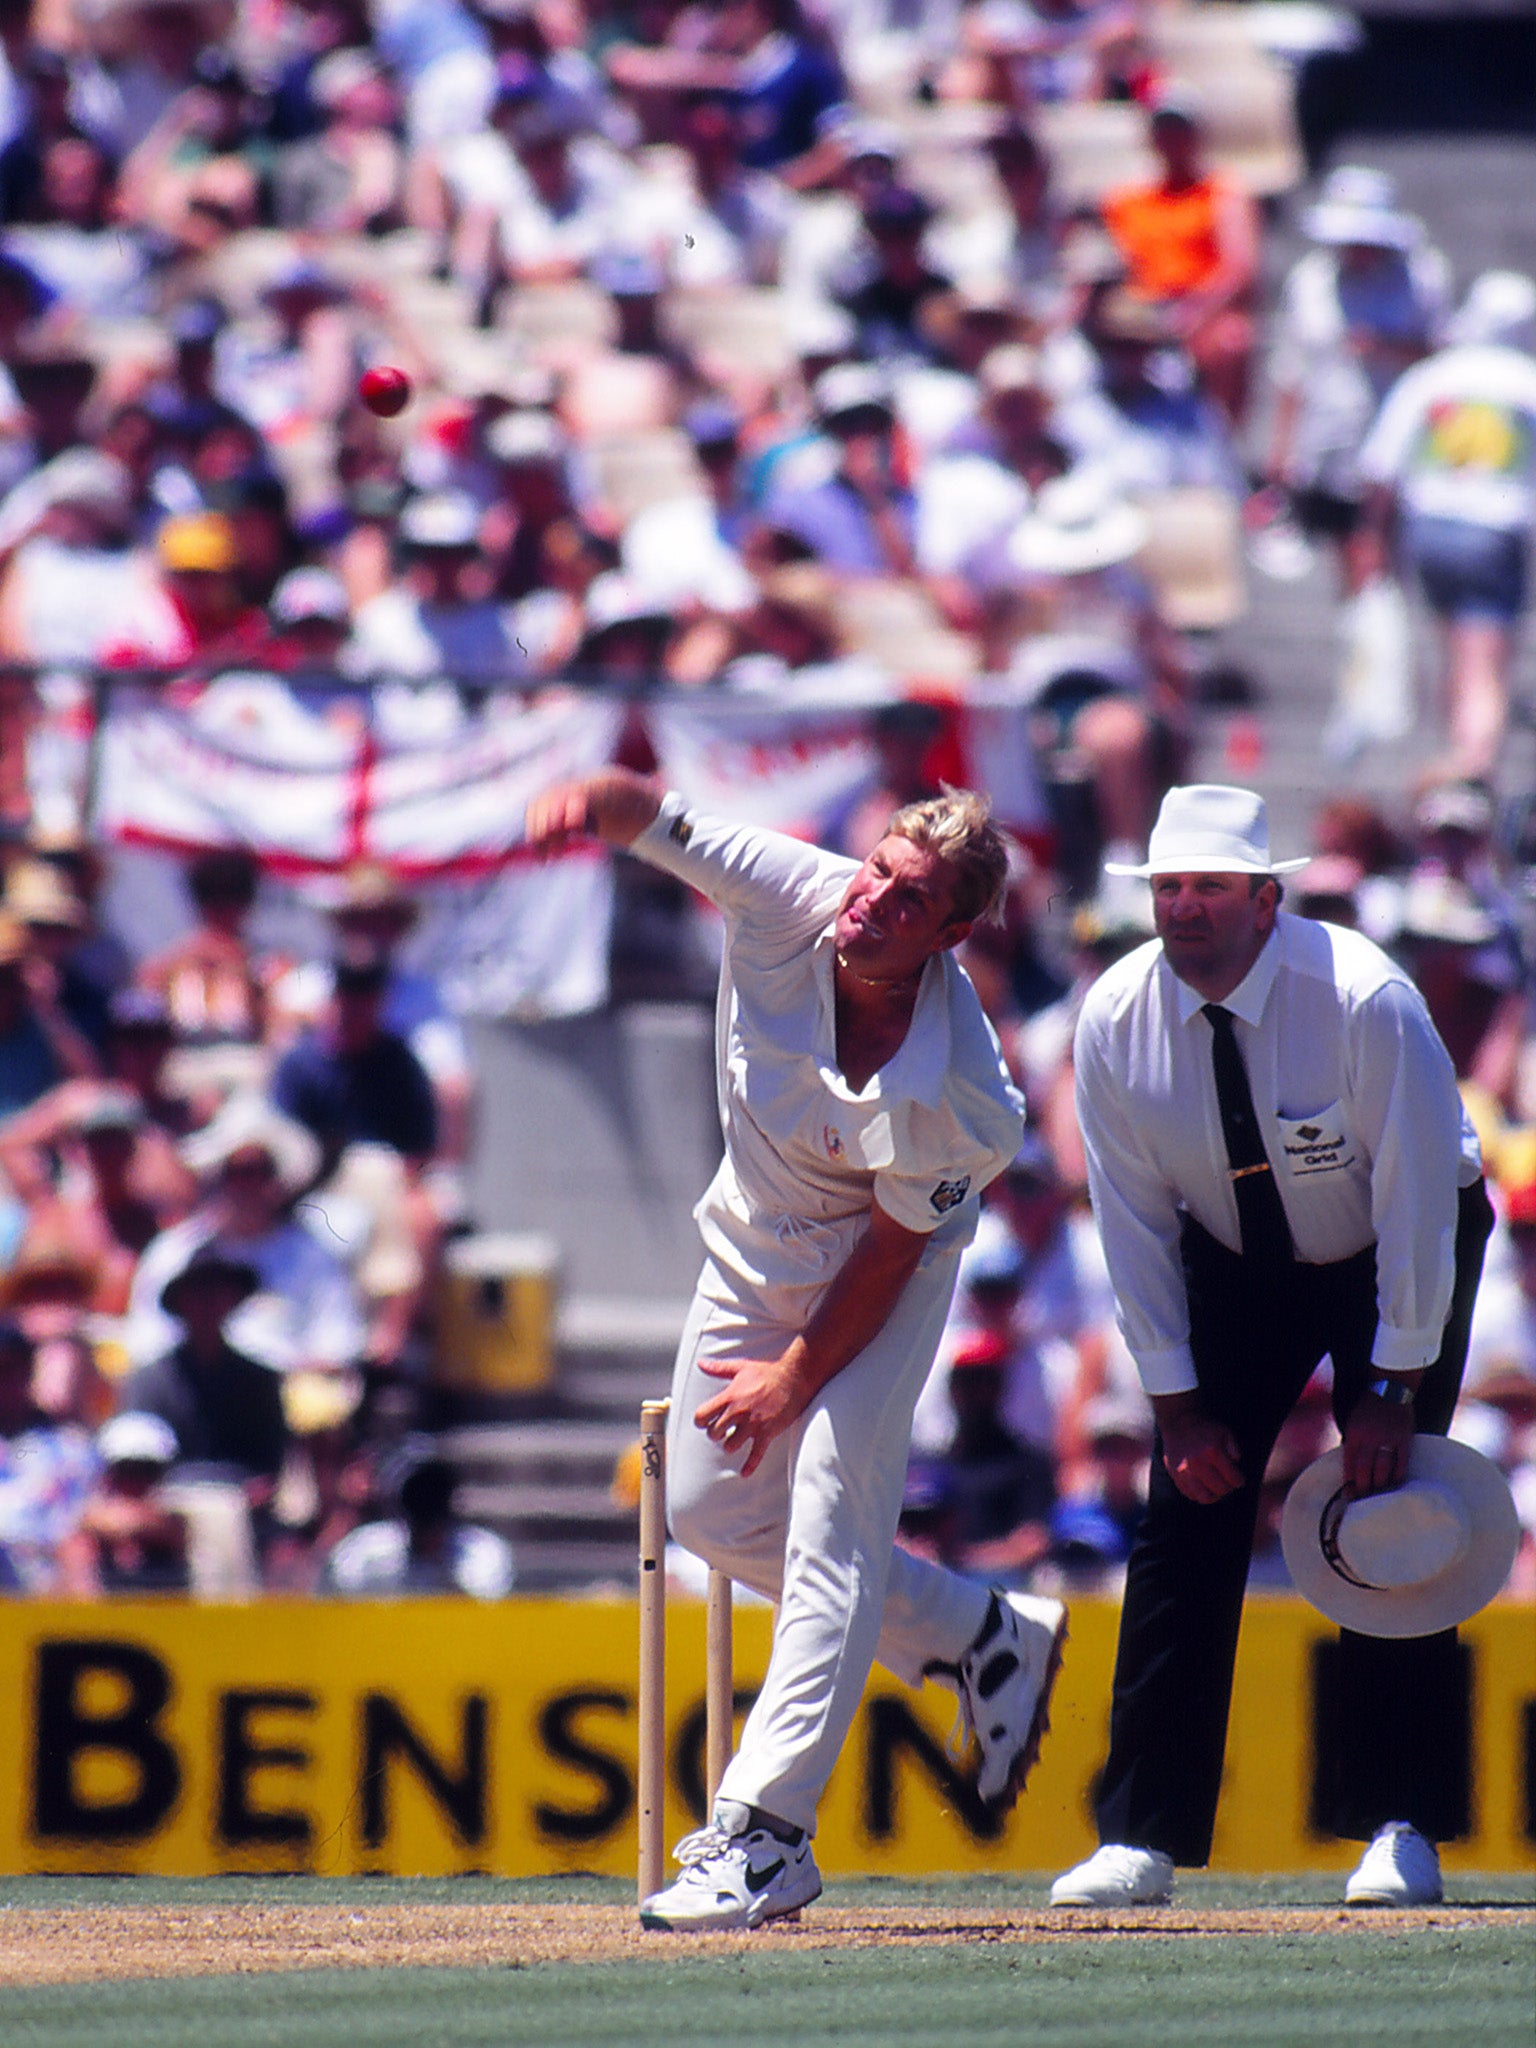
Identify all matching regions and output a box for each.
[1,1878,1531,2048]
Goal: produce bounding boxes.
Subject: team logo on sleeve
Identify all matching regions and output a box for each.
[668,810,694,847]
[929,1176,971,1215]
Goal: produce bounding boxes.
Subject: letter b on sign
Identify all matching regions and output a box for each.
[32,1641,182,1840]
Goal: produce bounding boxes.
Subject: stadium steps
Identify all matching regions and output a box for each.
[433,1298,689,1589]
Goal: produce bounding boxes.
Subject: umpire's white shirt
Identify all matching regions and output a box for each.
[1074,911,1481,1397]
[633,793,1025,1309]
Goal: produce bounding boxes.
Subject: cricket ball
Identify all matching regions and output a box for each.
[358,364,412,417]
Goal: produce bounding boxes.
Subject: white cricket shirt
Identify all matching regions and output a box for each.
[1074,911,1482,1397]
[633,795,1026,1304]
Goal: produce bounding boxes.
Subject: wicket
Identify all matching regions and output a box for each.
[638,1396,736,1904]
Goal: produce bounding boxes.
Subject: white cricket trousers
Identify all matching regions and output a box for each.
[664,1241,995,1837]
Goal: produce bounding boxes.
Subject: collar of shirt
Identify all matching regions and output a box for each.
[812,924,951,1109]
[1168,923,1282,1030]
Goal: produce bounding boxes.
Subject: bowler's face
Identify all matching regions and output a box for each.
[834,835,967,985]
[1151,870,1276,998]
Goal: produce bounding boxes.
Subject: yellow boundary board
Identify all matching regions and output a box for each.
[1,1597,1530,1876]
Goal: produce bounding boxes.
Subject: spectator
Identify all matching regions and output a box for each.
[922,1326,1056,1573]
[271,939,438,1170]
[350,489,532,682]
[3,134,156,318]
[0,1082,181,1316]
[270,938,442,1370]
[607,0,845,177]
[833,182,951,363]
[121,1244,288,1486]
[821,698,943,861]
[1064,286,1243,495]
[264,564,357,685]
[272,47,404,234]
[117,48,271,253]
[124,1093,365,1381]
[271,862,473,1163]
[1001,467,1184,861]
[0,450,143,665]
[1100,94,1260,425]
[0,911,97,1118]
[648,90,789,288]
[1358,270,1536,780]
[0,1314,99,1591]
[1041,1389,1150,1593]
[103,511,273,670]
[322,1442,514,1595]
[762,364,917,574]
[55,1410,189,1595]
[137,848,269,1048]
[1264,168,1448,599]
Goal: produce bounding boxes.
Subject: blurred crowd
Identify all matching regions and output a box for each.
[0,0,1530,1601]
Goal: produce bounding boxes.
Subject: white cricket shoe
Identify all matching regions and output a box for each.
[640,1803,822,1932]
[1050,1844,1175,1907]
[956,1590,1068,1811]
[1345,1823,1443,1906]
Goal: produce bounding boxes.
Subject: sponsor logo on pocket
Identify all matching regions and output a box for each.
[1283,1126,1354,1175]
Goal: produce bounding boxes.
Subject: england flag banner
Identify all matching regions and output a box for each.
[91,677,624,1018]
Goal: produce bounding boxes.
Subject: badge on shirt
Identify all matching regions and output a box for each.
[668,810,694,847]
[823,1124,845,1161]
[929,1176,971,1215]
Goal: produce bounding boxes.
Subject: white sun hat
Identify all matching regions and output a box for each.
[1281,1435,1520,1638]
[1302,165,1419,252]
[1006,469,1148,579]
[180,1093,322,1196]
[1104,784,1311,879]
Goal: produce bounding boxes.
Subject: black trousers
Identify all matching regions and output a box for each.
[1094,1178,1495,1865]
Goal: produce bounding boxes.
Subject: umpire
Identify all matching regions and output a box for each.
[1053,785,1493,1908]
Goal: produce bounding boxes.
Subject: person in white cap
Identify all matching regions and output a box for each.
[527,766,1066,1932]
[1052,784,1493,1910]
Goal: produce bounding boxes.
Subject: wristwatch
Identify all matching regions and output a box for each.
[1366,1375,1416,1407]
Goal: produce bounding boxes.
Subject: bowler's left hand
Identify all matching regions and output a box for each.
[1341,1389,1415,1496]
[695,1355,806,1478]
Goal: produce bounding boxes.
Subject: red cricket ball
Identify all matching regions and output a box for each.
[358,364,411,417]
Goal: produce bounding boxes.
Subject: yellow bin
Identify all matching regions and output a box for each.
[436,1232,561,1393]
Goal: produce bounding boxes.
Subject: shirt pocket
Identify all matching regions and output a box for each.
[1275,1102,1357,1180]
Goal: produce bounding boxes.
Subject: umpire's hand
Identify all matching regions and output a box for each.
[1152,1393,1244,1504]
[1340,1382,1418,1497]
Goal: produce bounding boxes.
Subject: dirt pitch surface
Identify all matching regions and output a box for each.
[3,1901,1529,1986]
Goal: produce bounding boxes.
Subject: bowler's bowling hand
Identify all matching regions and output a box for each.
[695,1354,806,1479]
[525,770,662,852]
[1156,1398,1244,1504]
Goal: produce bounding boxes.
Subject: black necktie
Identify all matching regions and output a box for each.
[1202,1003,1294,1268]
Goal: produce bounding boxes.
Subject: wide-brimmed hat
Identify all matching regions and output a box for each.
[97,1410,179,1468]
[1302,165,1419,252]
[4,858,86,931]
[160,1242,261,1317]
[181,1094,321,1195]
[812,363,893,429]
[1105,784,1311,879]
[1281,1436,1520,1638]
[1007,470,1148,578]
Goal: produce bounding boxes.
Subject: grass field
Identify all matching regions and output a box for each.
[1,1876,1532,2048]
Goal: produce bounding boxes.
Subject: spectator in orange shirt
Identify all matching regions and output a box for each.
[1100,94,1259,426]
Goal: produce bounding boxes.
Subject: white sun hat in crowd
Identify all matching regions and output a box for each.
[1281,1436,1521,1638]
[180,1093,322,1196]
[1104,784,1312,879]
[97,1411,180,1469]
[1006,469,1148,579]
[1302,165,1420,252]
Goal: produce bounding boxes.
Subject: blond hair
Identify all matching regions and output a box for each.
[886,785,1011,925]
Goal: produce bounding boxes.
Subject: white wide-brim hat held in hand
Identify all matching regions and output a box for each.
[1281,1435,1521,1639]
